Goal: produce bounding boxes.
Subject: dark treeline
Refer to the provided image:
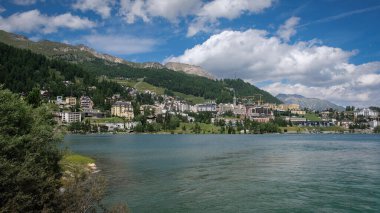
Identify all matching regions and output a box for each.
[0,41,281,105]
[223,79,281,104]
[80,60,281,104]
[0,42,129,110]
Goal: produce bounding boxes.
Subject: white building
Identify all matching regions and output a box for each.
[196,103,217,112]
[369,120,378,129]
[61,112,81,123]
[218,103,234,114]
[103,122,139,131]
[354,108,378,118]
[56,96,64,105]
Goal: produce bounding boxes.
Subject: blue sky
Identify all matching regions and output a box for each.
[0,0,379,106]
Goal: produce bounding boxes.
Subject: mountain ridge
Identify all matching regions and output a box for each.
[0,30,281,104]
[0,30,214,79]
[276,93,344,111]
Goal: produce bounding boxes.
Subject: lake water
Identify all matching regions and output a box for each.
[63,134,380,212]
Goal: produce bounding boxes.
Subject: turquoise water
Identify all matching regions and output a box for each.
[63,134,380,212]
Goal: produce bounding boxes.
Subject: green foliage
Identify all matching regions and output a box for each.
[68,121,91,133]
[272,116,287,127]
[192,122,202,134]
[61,154,95,166]
[26,86,42,107]
[223,79,282,104]
[80,59,281,104]
[188,111,214,124]
[0,42,130,110]
[0,89,62,212]
[373,126,380,133]
[305,113,322,121]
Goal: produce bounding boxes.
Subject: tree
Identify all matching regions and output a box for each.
[0,89,61,212]
[26,86,41,108]
[374,126,380,134]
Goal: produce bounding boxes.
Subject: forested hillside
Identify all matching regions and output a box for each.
[0,40,281,104]
[0,42,128,109]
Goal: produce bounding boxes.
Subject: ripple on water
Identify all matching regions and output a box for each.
[64,134,380,212]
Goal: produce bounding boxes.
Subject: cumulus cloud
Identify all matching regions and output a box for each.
[119,0,202,24]
[11,0,38,6]
[165,26,380,106]
[0,9,96,34]
[276,16,300,42]
[188,0,274,36]
[0,5,5,13]
[118,0,274,36]
[82,34,157,55]
[73,0,115,19]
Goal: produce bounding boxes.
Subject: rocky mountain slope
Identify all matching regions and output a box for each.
[164,62,215,79]
[276,94,344,111]
[0,30,214,78]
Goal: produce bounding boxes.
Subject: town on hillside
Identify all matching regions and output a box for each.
[47,86,380,134]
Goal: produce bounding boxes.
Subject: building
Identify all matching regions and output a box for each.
[276,104,300,111]
[65,96,77,106]
[354,108,378,118]
[80,96,94,110]
[61,112,81,123]
[291,110,306,115]
[56,96,64,105]
[111,101,134,120]
[102,122,139,131]
[197,103,217,112]
[233,104,246,116]
[252,117,271,123]
[247,106,272,117]
[369,120,378,129]
[218,103,234,114]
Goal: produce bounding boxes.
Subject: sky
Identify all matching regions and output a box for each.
[0,0,379,107]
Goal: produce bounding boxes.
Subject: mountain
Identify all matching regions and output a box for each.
[0,30,281,104]
[0,30,214,79]
[0,30,138,66]
[164,62,215,79]
[276,94,344,111]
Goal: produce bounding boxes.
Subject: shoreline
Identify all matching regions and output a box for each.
[65,131,379,136]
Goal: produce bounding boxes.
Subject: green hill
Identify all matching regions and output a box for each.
[0,30,282,104]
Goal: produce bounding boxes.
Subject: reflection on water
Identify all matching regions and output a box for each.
[64,134,380,212]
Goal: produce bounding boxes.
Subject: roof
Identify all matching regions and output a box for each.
[112,101,132,106]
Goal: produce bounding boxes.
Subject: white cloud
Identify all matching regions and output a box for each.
[82,34,157,55]
[146,0,202,22]
[165,26,380,106]
[73,0,114,19]
[119,0,150,24]
[187,0,274,36]
[11,0,38,6]
[119,0,202,24]
[276,16,300,42]
[0,5,5,13]
[263,82,379,107]
[118,0,274,36]
[0,10,96,34]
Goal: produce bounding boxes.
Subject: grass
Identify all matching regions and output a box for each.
[158,122,221,134]
[61,154,95,166]
[84,117,125,124]
[281,125,346,133]
[304,113,322,121]
[173,92,207,104]
[115,78,166,95]
[114,78,210,104]
[59,153,96,184]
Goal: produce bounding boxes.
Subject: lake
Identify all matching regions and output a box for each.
[63,134,380,212]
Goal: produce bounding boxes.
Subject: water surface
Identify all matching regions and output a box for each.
[63,134,380,212]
